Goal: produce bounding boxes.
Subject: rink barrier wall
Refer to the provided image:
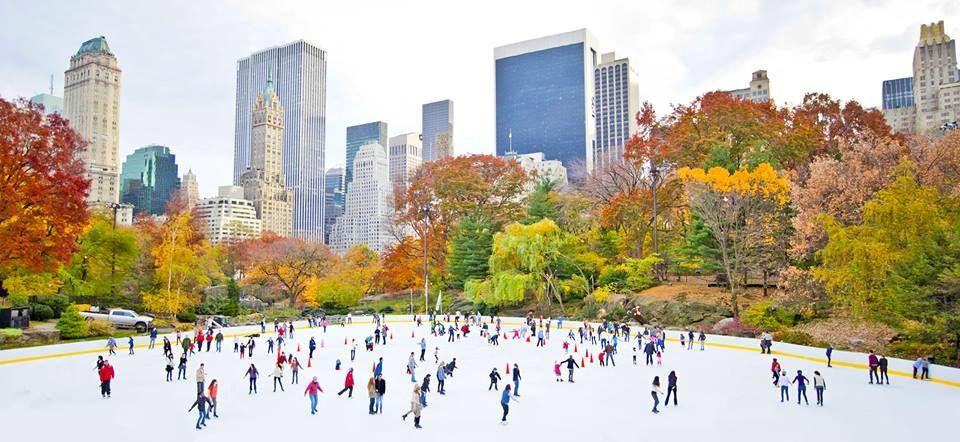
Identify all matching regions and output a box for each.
[1,315,958,388]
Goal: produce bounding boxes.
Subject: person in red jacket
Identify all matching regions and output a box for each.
[868,351,880,384]
[305,377,324,415]
[99,360,115,398]
[771,358,782,385]
[338,367,355,397]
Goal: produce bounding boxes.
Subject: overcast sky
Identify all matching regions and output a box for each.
[1,0,957,197]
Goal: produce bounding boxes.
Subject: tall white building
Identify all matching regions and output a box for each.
[329,143,395,254]
[882,21,960,133]
[422,100,453,161]
[234,40,327,241]
[63,36,121,205]
[180,169,199,209]
[195,186,262,245]
[593,52,639,171]
[388,133,422,190]
[723,70,772,103]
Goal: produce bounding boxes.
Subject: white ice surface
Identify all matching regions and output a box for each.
[1,318,958,442]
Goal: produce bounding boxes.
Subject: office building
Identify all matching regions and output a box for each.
[195,186,262,245]
[119,145,180,216]
[388,133,422,190]
[234,40,327,241]
[30,93,63,116]
[63,36,122,205]
[495,29,600,178]
[240,76,293,237]
[323,167,345,245]
[422,99,454,161]
[504,151,568,195]
[329,143,395,254]
[593,52,639,170]
[345,121,388,192]
[180,169,199,209]
[881,21,960,133]
[723,70,772,103]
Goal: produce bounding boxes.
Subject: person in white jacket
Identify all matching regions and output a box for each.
[813,371,826,406]
[271,363,285,392]
[778,370,791,402]
[651,376,663,414]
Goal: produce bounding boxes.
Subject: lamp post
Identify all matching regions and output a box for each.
[421,205,433,315]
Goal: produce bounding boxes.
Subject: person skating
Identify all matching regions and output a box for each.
[419,338,427,362]
[305,376,324,415]
[407,352,418,383]
[664,371,678,407]
[421,373,431,394]
[500,384,515,423]
[244,363,259,394]
[826,345,833,367]
[651,376,663,414]
[367,377,378,414]
[879,355,889,384]
[338,368,355,397]
[771,358,782,386]
[401,384,424,429]
[188,392,213,430]
[813,371,826,406]
[644,340,655,366]
[149,327,158,349]
[560,356,579,382]
[98,360,115,398]
[375,374,386,414]
[128,336,135,355]
[913,357,923,379]
[165,354,175,382]
[215,331,223,352]
[512,363,521,396]
[309,337,316,360]
[271,362,285,392]
[107,336,118,356]
[778,370,790,402]
[554,361,562,382]
[178,354,188,380]
[792,370,809,405]
[920,356,930,380]
[868,351,880,384]
[290,357,303,384]
[698,331,706,350]
[196,363,207,394]
[374,357,383,378]
[208,380,219,418]
[489,368,502,391]
[436,363,446,395]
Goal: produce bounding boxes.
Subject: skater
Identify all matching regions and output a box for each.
[309,337,316,360]
[778,370,790,402]
[208,380,219,418]
[271,362,285,392]
[165,354,175,381]
[644,340,655,366]
[698,331,706,350]
[149,327,158,349]
[196,363,206,394]
[107,336,117,356]
[338,368,355,397]
[651,376,662,413]
[436,362,446,395]
[178,354,188,380]
[407,352,418,383]
[267,337,275,354]
[188,392,212,430]
[687,330,695,350]
[664,371,678,407]
[421,373,432,394]
[826,345,833,367]
[500,384,514,422]
[304,376,324,415]
[98,360,115,398]
[401,384,424,429]
[374,357,384,378]
[128,336,135,355]
[244,363,259,394]
[375,374,386,414]
[792,370,809,405]
[813,371,826,406]
[215,331,223,352]
[512,363,521,396]
[920,356,930,380]
[772,358,782,385]
[233,336,239,353]
[913,357,927,379]
[488,368,502,390]
[554,361,563,382]
[419,337,427,362]
[536,329,545,347]
[560,355,579,383]
[879,355,889,384]
[367,377,378,414]
[868,351,880,384]
[290,357,303,384]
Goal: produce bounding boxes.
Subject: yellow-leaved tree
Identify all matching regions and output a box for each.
[142,210,214,318]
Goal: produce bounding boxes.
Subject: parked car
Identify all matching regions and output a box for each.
[79,308,154,333]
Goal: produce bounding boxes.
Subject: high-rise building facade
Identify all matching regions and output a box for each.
[881,21,960,133]
[30,93,63,116]
[234,40,327,241]
[593,52,639,171]
[329,143,395,255]
[196,186,262,245]
[345,121,388,193]
[495,29,600,179]
[388,133,422,190]
[723,70,772,103]
[504,151,568,195]
[240,77,293,237]
[63,36,121,205]
[119,145,180,216]
[322,167,345,245]
[180,169,199,209]
[422,100,454,161]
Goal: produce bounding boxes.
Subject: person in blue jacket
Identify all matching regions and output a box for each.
[419,338,427,362]
[436,362,446,394]
[374,357,384,377]
[500,384,514,422]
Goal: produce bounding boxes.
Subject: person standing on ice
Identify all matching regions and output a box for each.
[778,370,790,402]
[338,368,355,397]
[771,358,782,386]
[308,337,316,360]
[500,384,514,423]
[401,384,424,428]
[560,356,579,382]
[792,370,809,405]
[165,354,175,381]
[664,371,678,407]
[698,331,706,350]
[207,380,219,418]
[421,373,432,394]
[290,357,303,385]
[868,351,880,384]
[367,377,378,414]
[196,363,207,394]
[879,355,890,384]
[489,368,502,390]
[436,362,447,394]
[512,364,521,396]
[215,331,223,352]
[644,340,656,366]
[178,353,188,380]
[188,391,212,430]
[374,357,384,378]
[305,376,324,415]
[107,336,118,356]
[408,352,418,382]
[419,338,427,362]
[126,336,134,355]
[554,361,563,382]
[687,330,695,350]
[375,374,386,414]
[825,345,833,367]
[813,371,826,406]
[271,362,285,392]
[651,376,663,414]
[98,360,115,398]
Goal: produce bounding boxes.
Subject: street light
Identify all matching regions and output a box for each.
[420,204,434,315]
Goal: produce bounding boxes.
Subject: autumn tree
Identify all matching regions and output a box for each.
[0,99,88,278]
[239,233,330,306]
[304,245,378,309]
[375,237,424,293]
[142,210,218,318]
[790,92,899,159]
[678,163,791,312]
[60,215,140,306]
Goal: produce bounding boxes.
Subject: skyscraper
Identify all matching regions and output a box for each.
[495,29,600,178]
[389,133,422,190]
[195,186,262,245]
[234,40,327,241]
[241,77,293,237]
[63,36,121,205]
[180,169,199,209]
[345,121,388,193]
[422,100,454,161]
[881,21,960,133]
[593,52,639,171]
[119,145,180,216]
[329,143,395,255]
[722,70,772,103]
[323,167,345,245]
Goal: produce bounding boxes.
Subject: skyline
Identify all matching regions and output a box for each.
[2,0,958,197]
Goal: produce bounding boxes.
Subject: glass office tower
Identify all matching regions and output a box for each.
[120,145,180,216]
[345,121,388,193]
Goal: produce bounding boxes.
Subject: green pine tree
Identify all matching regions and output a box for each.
[448,215,494,289]
[55,304,89,339]
[524,178,560,224]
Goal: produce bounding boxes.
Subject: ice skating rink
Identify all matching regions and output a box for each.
[1,317,958,441]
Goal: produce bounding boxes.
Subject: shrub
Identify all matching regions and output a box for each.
[776,330,828,347]
[55,305,89,339]
[603,304,628,322]
[1,328,23,338]
[44,294,71,318]
[176,310,197,324]
[579,301,600,320]
[87,319,115,337]
[379,306,395,314]
[592,286,611,303]
[29,304,55,321]
[741,301,783,331]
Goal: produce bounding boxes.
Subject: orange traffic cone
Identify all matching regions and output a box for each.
[505,363,510,374]
[390,333,393,340]
[574,344,578,353]
[503,333,507,340]
[526,336,531,343]
[344,337,348,345]
[297,343,301,352]
[590,353,594,363]
[308,358,312,368]
[581,357,585,367]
